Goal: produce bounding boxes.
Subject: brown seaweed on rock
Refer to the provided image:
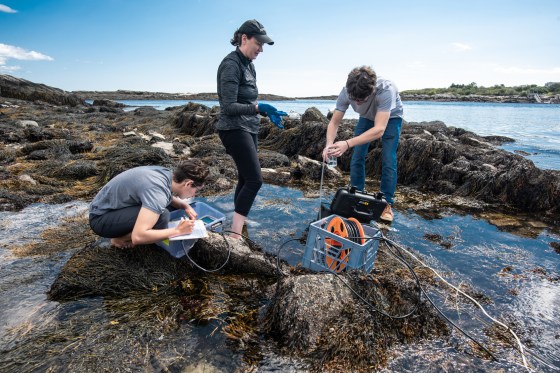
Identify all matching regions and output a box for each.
[93,139,173,185]
[263,246,450,371]
[2,87,559,226]
[47,242,190,301]
[172,102,219,137]
[45,234,450,371]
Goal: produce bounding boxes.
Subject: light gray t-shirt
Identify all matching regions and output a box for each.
[89,166,172,216]
[335,77,403,120]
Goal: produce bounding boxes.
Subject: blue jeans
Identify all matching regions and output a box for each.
[349,117,402,205]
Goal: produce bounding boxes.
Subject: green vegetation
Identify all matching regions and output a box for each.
[402,82,560,96]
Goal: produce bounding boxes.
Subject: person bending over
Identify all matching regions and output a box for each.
[89,159,209,248]
[323,66,404,222]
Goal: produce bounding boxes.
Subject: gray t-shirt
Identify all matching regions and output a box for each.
[89,166,172,216]
[335,77,403,120]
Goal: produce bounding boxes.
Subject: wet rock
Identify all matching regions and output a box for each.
[48,240,190,301]
[483,135,515,145]
[264,274,353,351]
[95,141,172,184]
[173,103,219,137]
[394,121,560,217]
[16,120,39,128]
[151,141,176,156]
[514,149,532,156]
[48,231,288,301]
[1,78,559,226]
[263,256,450,370]
[149,131,166,141]
[0,74,84,106]
[23,126,54,142]
[301,107,328,125]
[260,109,333,160]
[188,232,289,277]
[291,155,341,181]
[262,168,291,184]
[0,147,16,164]
[20,139,93,163]
[258,149,290,168]
[51,160,98,180]
[99,106,124,113]
[17,174,37,185]
[133,106,159,116]
[92,99,126,108]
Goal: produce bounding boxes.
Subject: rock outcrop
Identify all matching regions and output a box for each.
[1,78,559,224]
[0,74,85,107]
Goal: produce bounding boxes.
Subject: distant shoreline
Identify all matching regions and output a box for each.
[74,91,557,104]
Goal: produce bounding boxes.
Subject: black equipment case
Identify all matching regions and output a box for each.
[329,186,388,223]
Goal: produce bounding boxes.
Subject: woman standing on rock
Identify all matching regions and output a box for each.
[89,159,209,248]
[216,19,286,238]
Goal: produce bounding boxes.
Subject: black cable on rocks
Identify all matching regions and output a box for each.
[182,231,232,273]
[382,236,498,362]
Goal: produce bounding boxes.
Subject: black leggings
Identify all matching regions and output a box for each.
[89,206,170,238]
[218,129,263,217]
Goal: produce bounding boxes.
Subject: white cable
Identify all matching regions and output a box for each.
[383,236,530,370]
[318,159,326,218]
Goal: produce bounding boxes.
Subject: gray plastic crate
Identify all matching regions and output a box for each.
[302,214,381,273]
[155,202,225,258]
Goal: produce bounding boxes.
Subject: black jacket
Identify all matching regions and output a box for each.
[216,48,260,133]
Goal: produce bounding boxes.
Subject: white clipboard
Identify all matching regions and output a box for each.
[168,219,208,241]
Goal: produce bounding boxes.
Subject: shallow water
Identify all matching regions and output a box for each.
[2,184,557,371]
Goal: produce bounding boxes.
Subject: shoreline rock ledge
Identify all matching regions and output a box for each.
[1,74,559,225]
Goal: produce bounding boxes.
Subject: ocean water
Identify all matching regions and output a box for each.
[117,99,560,171]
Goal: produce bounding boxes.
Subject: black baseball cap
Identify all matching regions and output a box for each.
[238,19,274,45]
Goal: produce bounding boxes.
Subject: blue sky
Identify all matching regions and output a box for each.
[1,0,559,97]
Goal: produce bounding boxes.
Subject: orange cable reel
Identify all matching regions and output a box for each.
[347,217,365,244]
[324,216,350,272]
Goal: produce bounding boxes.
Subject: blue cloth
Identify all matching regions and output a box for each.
[258,103,287,128]
[349,116,402,205]
[257,103,278,116]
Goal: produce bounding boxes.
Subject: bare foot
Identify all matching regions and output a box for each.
[111,237,134,248]
[227,232,243,240]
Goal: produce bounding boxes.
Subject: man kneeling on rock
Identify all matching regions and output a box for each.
[89,159,209,248]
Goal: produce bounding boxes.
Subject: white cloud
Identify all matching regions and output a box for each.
[0,43,53,71]
[0,65,21,72]
[0,44,53,61]
[451,42,472,51]
[0,4,17,13]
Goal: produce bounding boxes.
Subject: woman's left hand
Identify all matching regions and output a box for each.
[184,204,197,220]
